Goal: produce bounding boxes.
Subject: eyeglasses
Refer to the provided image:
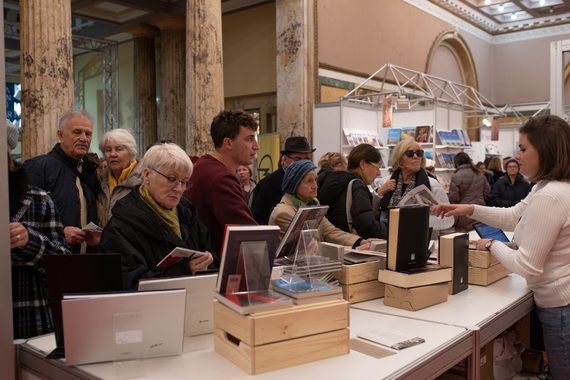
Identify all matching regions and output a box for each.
[285,154,309,162]
[367,161,381,169]
[403,149,424,158]
[151,168,189,187]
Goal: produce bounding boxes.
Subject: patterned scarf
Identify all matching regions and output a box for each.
[388,171,417,208]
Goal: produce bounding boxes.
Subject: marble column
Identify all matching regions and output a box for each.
[276,0,315,140]
[20,0,73,159]
[186,0,224,155]
[131,26,158,151]
[154,17,186,149]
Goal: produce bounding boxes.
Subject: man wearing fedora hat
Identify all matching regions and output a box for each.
[250,136,315,224]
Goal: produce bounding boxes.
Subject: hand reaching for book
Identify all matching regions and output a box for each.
[432,203,474,218]
[189,251,214,275]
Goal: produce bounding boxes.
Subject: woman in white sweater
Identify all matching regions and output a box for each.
[433,115,570,379]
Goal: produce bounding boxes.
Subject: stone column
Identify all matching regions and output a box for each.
[131,26,158,151]
[276,0,315,140]
[20,0,73,159]
[186,0,224,155]
[154,17,186,149]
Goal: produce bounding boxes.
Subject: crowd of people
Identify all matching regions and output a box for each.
[6,111,569,376]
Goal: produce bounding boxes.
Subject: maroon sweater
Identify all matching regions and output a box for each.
[184,154,257,259]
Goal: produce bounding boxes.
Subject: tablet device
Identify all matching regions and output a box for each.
[473,222,510,243]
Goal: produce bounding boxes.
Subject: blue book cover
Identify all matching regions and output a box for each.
[387,128,401,145]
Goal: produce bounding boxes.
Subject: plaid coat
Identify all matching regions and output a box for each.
[11,187,69,339]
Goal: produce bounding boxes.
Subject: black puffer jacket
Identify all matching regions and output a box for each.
[317,170,387,239]
[100,188,212,290]
[250,168,285,225]
[488,174,531,208]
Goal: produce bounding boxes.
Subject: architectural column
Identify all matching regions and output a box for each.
[131,26,158,151]
[275,0,315,140]
[154,17,186,149]
[20,0,73,159]
[186,0,224,155]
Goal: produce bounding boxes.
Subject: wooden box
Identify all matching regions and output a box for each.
[213,299,350,374]
[341,280,385,303]
[469,249,499,268]
[468,263,510,286]
[383,282,448,311]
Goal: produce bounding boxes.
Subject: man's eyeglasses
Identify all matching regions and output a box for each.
[285,154,309,162]
[403,149,424,158]
[367,161,381,169]
[151,168,189,187]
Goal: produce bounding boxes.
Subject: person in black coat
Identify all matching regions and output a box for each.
[488,158,531,208]
[100,143,213,290]
[318,144,387,239]
[250,136,315,224]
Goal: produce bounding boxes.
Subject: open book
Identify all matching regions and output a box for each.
[398,184,439,207]
[156,247,206,269]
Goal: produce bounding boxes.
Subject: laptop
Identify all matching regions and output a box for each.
[138,274,218,336]
[61,289,185,365]
[44,253,123,359]
[473,222,511,243]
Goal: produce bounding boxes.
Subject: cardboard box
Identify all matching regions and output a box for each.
[213,299,350,374]
[341,280,385,303]
[469,249,499,268]
[383,282,448,311]
[468,263,510,286]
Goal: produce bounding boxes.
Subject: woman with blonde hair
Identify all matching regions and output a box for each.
[101,143,213,290]
[317,152,348,186]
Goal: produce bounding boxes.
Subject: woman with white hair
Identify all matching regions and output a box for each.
[100,143,214,290]
[97,129,143,226]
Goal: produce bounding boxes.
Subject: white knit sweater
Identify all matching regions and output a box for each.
[471,181,570,308]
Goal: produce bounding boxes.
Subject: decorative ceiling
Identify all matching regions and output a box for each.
[429,0,570,34]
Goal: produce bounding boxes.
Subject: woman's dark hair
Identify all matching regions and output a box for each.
[454,152,478,173]
[347,144,381,170]
[519,115,570,182]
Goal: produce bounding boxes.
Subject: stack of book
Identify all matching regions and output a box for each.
[271,277,343,305]
[468,243,511,286]
[378,206,451,311]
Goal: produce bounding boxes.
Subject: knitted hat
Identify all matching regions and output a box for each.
[6,120,18,151]
[504,158,519,168]
[282,159,317,194]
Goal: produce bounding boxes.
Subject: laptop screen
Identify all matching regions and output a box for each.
[473,223,510,243]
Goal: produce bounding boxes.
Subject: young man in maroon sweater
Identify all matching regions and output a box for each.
[185,111,259,262]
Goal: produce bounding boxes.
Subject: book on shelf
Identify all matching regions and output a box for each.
[378,265,452,288]
[342,128,356,147]
[400,127,416,141]
[217,225,281,295]
[414,126,432,143]
[387,205,431,272]
[449,129,463,146]
[439,233,469,295]
[271,277,342,299]
[460,130,472,146]
[156,247,207,270]
[387,128,401,145]
[436,130,451,145]
[436,152,456,169]
[213,290,292,315]
[424,150,434,160]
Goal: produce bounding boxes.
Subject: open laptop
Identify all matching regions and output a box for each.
[138,273,217,336]
[473,222,511,243]
[61,289,185,366]
[44,253,123,359]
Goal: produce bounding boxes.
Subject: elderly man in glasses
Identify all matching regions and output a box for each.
[250,136,316,224]
[378,138,453,231]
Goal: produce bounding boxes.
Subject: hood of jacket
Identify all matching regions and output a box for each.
[317,170,359,205]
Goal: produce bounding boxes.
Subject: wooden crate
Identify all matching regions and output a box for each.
[335,260,383,284]
[341,280,385,303]
[213,299,350,374]
[468,263,510,286]
[469,249,499,268]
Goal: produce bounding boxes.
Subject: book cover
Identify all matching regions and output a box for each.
[439,233,469,295]
[461,130,472,146]
[414,126,432,143]
[213,290,292,315]
[448,130,462,146]
[275,206,329,259]
[400,127,416,141]
[436,130,451,145]
[271,278,342,299]
[217,225,281,295]
[387,205,431,272]
[387,129,401,145]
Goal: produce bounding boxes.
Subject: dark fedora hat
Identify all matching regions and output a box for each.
[281,136,316,154]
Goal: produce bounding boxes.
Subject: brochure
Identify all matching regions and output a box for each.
[397,184,440,207]
[358,326,425,350]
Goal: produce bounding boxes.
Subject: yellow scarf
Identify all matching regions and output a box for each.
[138,185,182,239]
[108,160,137,195]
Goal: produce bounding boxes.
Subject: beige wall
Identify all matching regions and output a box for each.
[222,2,277,98]
[430,46,462,83]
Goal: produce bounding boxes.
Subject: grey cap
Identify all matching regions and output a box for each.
[6,120,18,151]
